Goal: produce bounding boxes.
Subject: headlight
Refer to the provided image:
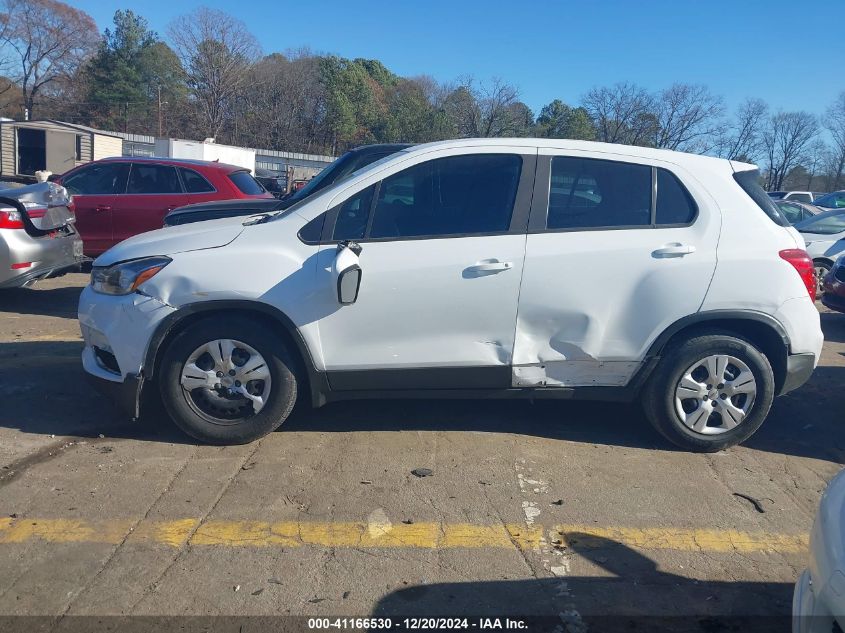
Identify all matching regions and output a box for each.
[91,256,171,295]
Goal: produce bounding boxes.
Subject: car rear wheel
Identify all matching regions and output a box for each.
[158,317,297,444]
[641,333,775,452]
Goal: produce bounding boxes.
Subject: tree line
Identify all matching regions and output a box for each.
[0,1,843,191]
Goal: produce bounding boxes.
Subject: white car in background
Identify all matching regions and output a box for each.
[768,191,824,203]
[794,209,845,290]
[794,469,845,632]
[78,138,822,451]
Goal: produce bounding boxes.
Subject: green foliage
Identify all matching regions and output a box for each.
[83,10,184,130]
[319,56,403,150]
[536,99,595,140]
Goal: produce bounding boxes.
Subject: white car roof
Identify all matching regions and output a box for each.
[397,137,753,172]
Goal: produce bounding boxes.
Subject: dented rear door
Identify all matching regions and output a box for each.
[512,149,721,388]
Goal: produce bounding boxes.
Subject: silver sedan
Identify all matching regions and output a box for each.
[0,182,85,289]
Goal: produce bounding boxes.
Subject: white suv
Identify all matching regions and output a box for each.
[78,139,823,451]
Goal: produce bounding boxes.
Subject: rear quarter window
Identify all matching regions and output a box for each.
[733,169,789,227]
[229,171,266,195]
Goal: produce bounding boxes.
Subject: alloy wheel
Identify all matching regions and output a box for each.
[674,354,757,435]
[179,338,272,424]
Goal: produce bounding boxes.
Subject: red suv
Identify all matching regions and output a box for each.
[56,157,272,256]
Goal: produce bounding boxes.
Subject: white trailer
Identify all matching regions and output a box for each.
[154,138,256,174]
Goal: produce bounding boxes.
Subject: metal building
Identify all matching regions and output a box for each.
[0,120,122,179]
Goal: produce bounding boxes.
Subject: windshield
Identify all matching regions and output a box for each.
[812,191,845,209]
[796,211,845,235]
[767,192,786,199]
[287,152,352,201]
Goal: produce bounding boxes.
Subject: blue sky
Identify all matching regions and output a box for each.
[71,0,843,117]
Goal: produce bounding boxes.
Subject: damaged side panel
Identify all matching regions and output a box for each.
[512,153,721,389]
[512,361,641,387]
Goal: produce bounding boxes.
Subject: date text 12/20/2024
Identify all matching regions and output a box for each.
[307,618,529,630]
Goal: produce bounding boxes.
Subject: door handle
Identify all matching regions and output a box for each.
[466,260,513,273]
[95,205,111,212]
[652,243,696,258]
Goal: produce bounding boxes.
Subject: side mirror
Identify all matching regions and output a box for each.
[333,241,363,305]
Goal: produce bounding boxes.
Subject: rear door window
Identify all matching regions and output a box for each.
[656,168,697,225]
[179,168,215,193]
[127,164,182,194]
[229,171,266,195]
[63,163,129,195]
[547,157,651,229]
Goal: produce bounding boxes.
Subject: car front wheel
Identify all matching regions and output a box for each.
[158,317,298,444]
[642,333,775,452]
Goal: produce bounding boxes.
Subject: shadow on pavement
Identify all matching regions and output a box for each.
[0,274,87,319]
[820,310,845,344]
[1,335,843,464]
[373,534,793,632]
[0,340,192,445]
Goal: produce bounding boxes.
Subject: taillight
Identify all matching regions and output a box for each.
[0,208,23,229]
[779,249,816,302]
[25,206,46,218]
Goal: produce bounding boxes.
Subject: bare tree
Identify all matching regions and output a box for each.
[168,7,259,139]
[235,50,325,152]
[581,82,658,146]
[411,74,451,109]
[762,111,819,191]
[717,98,768,162]
[823,92,845,190]
[443,77,526,138]
[802,139,829,189]
[0,0,98,118]
[653,83,723,151]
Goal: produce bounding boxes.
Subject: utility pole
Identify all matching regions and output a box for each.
[157,86,165,137]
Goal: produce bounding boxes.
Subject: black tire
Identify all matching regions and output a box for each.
[158,316,297,445]
[814,260,831,298]
[641,332,775,452]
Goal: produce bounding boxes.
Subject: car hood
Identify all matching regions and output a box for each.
[94,216,246,267]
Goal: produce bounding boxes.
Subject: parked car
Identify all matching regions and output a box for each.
[795,209,845,291]
[56,157,273,256]
[79,138,822,450]
[0,182,84,289]
[793,468,845,632]
[775,200,821,225]
[821,255,845,313]
[813,191,845,209]
[164,144,410,226]
[254,169,287,198]
[768,191,824,203]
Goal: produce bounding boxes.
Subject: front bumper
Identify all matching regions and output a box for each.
[793,569,834,633]
[83,351,144,419]
[79,285,176,417]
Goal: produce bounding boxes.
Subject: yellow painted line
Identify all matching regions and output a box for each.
[0,518,808,553]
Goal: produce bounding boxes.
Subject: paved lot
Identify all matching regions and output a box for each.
[1,273,844,631]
